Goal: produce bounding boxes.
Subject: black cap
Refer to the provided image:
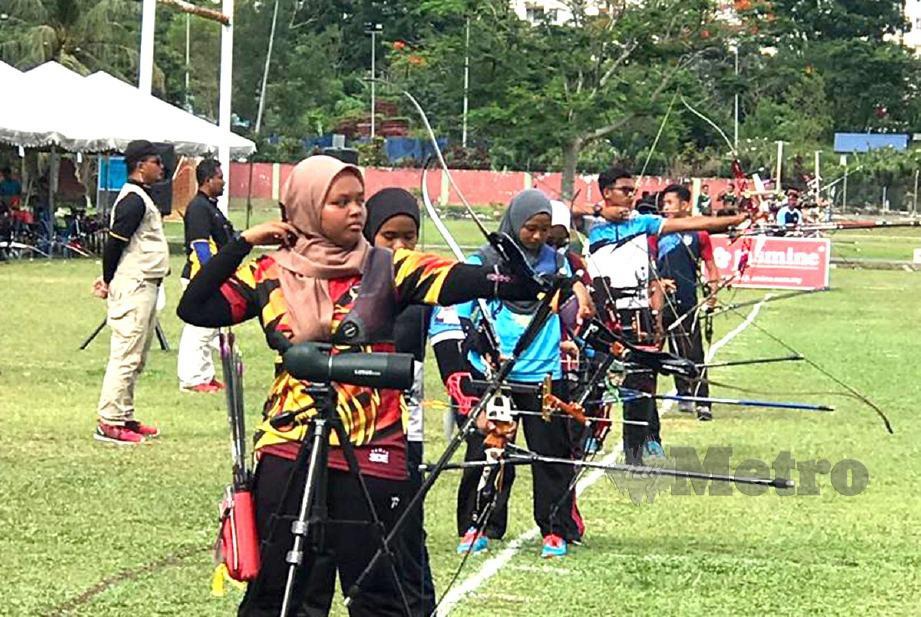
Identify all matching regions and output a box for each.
[123,140,158,168]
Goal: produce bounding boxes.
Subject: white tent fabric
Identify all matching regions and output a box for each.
[85,71,255,156]
[0,61,255,157]
[0,61,58,148]
[0,60,22,81]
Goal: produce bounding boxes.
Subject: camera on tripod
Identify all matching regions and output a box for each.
[282,341,415,391]
[269,341,416,431]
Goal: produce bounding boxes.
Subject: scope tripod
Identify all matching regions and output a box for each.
[79,316,169,351]
[261,383,412,617]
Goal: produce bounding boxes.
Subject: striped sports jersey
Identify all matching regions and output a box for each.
[217,248,457,479]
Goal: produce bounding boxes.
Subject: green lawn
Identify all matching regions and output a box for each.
[830,227,921,262]
[1,247,919,616]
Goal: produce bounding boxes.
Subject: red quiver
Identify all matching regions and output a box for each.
[216,486,261,581]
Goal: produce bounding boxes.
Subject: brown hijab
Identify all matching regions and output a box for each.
[271,155,369,342]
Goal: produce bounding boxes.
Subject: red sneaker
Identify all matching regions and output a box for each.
[209,378,225,391]
[125,420,160,439]
[182,382,221,393]
[94,422,145,445]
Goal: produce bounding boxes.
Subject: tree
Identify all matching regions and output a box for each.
[0,0,150,84]
[742,0,905,43]
[158,7,221,119]
[399,0,732,196]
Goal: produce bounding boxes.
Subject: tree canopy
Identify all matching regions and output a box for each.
[1,0,919,187]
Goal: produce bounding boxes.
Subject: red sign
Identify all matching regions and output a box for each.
[711,235,831,290]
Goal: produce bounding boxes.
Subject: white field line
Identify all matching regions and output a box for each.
[436,297,769,616]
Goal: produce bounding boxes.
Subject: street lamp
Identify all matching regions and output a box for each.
[462,16,470,148]
[364,22,383,140]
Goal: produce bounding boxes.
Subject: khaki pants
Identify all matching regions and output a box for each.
[97,276,159,424]
[177,278,217,388]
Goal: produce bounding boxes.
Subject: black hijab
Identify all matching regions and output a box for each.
[363,187,429,360]
[363,187,421,242]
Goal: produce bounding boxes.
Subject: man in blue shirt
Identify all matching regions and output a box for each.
[651,184,721,421]
[573,167,747,464]
[776,190,804,227]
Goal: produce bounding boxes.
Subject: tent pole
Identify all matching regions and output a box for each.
[246,159,254,228]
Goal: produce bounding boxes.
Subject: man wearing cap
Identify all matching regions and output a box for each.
[91,140,169,445]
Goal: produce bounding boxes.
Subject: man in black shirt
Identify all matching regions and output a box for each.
[93,140,169,445]
[177,159,233,392]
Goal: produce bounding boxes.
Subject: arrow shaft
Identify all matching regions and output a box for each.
[608,390,834,412]
[699,354,804,369]
[425,452,792,489]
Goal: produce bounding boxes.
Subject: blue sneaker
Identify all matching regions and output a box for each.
[643,439,666,461]
[541,534,567,558]
[457,527,488,554]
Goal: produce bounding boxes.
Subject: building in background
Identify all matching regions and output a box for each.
[902,0,921,51]
[510,0,599,25]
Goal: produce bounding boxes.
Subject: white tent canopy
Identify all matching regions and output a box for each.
[0,60,23,82]
[0,61,58,148]
[0,61,255,157]
[85,71,255,156]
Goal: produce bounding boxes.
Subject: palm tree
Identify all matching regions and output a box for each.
[0,0,158,86]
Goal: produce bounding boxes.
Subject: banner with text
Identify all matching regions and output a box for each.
[711,235,831,290]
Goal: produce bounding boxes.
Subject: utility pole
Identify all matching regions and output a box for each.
[774,140,784,191]
[840,154,848,214]
[913,168,919,215]
[733,45,739,152]
[462,16,471,149]
[184,13,191,108]
[365,23,383,140]
[139,0,156,93]
[813,150,821,209]
[217,0,234,215]
[137,0,233,214]
[255,0,280,134]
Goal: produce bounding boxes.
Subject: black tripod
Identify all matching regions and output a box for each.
[265,382,412,617]
[79,317,170,351]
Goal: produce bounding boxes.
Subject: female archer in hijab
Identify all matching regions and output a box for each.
[177,156,540,617]
[443,189,591,560]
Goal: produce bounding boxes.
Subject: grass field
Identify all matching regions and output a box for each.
[2,222,921,616]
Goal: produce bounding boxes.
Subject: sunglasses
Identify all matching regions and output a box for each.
[614,186,635,196]
[143,156,164,167]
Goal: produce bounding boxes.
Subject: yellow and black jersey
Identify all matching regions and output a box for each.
[218,247,458,479]
[181,192,234,279]
[176,236,532,479]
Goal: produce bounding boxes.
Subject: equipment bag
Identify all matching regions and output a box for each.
[215,485,261,581]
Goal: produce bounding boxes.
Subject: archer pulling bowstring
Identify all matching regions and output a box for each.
[649,183,723,421]
[570,166,750,465]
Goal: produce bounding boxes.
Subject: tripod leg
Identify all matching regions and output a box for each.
[79,317,108,350]
[279,418,329,617]
[154,320,170,351]
[346,403,483,610]
[331,420,413,617]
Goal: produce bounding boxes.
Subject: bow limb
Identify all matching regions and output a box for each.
[421,158,466,261]
[680,95,736,157]
[398,86,492,239]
